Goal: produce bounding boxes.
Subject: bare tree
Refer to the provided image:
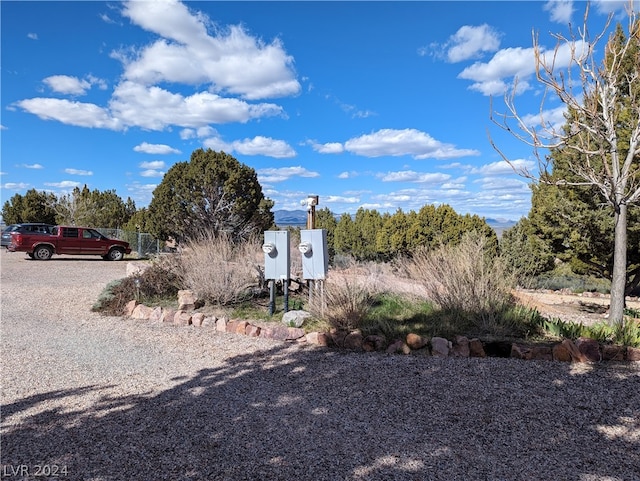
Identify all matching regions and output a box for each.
[490,2,640,324]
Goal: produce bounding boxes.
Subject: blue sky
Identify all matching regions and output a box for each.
[1,0,636,221]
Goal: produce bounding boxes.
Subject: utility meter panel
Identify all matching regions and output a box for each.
[263,230,290,280]
[299,229,328,280]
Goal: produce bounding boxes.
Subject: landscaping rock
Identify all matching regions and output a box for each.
[282,310,312,328]
[174,310,192,326]
[576,337,601,362]
[124,299,138,316]
[149,306,163,322]
[245,324,261,337]
[260,325,305,341]
[406,333,428,350]
[627,347,640,361]
[161,308,177,324]
[363,335,387,352]
[216,317,227,332]
[451,336,470,358]
[602,344,625,361]
[305,332,330,346]
[177,289,199,311]
[469,338,486,358]
[431,337,450,357]
[344,331,364,350]
[330,330,349,348]
[386,340,411,355]
[131,304,154,320]
[552,342,572,362]
[191,312,205,327]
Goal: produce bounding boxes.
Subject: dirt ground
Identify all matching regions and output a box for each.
[513,289,640,325]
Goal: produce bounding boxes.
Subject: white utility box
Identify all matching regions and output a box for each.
[299,229,328,280]
[263,230,290,280]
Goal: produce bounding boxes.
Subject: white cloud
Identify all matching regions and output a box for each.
[15,98,122,130]
[3,182,30,190]
[27,33,38,40]
[311,142,344,154]
[342,129,480,159]
[43,75,92,95]
[64,168,93,175]
[16,0,297,132]
[140,169,165,178]
[447,24,502,63]
[20,163,44,169]
[472,159,536,175]
[119,0,300,100]
[204,134,296,158]
[140,161,166,170]
[379,170,452,184]
[44,181,81,189]
[323,196,360,204]
[108,81,284,130]
[543,1,574,24]
[257,166,319,183]
[134,142,181,155]
[458,41,586,96]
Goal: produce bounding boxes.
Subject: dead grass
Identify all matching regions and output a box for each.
[174,233,264,306]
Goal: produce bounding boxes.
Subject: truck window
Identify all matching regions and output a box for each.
[62,228,79,238]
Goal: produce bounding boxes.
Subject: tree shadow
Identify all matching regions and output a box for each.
[2,343,639,481]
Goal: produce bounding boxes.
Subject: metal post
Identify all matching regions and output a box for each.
[268,280,276,316]
[283,279,289,312]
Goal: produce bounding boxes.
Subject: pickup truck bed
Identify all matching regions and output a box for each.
[8,225,132,260]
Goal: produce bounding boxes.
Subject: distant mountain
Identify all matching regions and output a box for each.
[274,209,307,225]
[273,209,517,235]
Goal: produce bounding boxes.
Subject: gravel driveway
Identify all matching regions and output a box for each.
[1,251,639,481]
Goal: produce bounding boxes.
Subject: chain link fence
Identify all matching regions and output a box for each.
[95,228,165,258]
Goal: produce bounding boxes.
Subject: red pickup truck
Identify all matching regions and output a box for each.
[8,225,132,261]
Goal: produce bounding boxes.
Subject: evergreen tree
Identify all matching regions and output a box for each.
[1,189,57,225]
[147,149,274,243]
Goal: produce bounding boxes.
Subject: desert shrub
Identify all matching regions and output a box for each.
[174,233,263,306]
[399,231,516,334]
[92,260,180,315]
[528,263,611,293]
[308,266,380,331]
[541,317,640,347]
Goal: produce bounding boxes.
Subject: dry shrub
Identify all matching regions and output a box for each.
[308,264,380,331]
[400,232,515,332]
[175,233,263,306]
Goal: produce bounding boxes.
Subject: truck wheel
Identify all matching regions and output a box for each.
[33,246,53,260]
[106,248,125,261]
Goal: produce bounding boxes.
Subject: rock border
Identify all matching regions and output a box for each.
[124,297,640,363]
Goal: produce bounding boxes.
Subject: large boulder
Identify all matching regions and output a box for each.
[282,310,312,328]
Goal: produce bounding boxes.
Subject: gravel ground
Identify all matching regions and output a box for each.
[1,250,639,481]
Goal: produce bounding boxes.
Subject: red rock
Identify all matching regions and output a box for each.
[552,342,572,362]
[174,310,192,326]
[131,304,154,320]
[191,312,205,327]
[363,335,386,352]
[386,340,411,354]
[124,299,138,316]
[160,308,177,323]
[149,306,163,322]
[305,332,330,346]
[344,331,364,350]
[177,289,198,311]
[451,336,470,358]
[602,344,625,361]
[406,333,428,350]
[576,337,601,362]
[469,338,486,358]
[530,346,553,361]
[627,347,640,361]
[245,324,261,337]
[215,317,227,332]
[330,330,348,348]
